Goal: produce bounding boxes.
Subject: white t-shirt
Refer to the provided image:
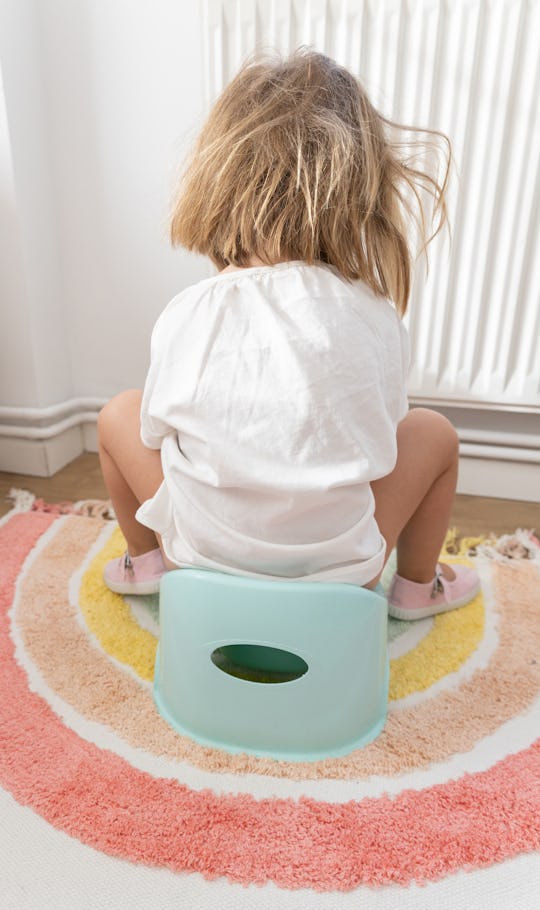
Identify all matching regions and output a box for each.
[136,261,409,585]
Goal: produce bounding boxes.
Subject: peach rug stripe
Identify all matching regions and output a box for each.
[12,516,539,780]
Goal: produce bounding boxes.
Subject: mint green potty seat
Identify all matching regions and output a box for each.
[154,569,389,762]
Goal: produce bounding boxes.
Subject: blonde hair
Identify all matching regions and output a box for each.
[170,49,450,315]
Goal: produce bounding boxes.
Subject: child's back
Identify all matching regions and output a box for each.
[137,261,408,584]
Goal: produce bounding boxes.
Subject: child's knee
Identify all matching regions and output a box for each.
[98,389,142,443]
[401,408,459,463]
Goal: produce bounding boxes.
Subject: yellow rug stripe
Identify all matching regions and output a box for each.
[389,574,484,700]
[79,527,157,682]
[79,533,485,698]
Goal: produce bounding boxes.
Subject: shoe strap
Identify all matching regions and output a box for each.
[123,552,134,575]
[432,565,451,601]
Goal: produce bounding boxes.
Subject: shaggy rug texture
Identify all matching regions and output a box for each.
[1,492,539,910]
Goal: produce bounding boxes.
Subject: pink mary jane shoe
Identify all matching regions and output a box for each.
[103,548,168,596]
[388,563,480,621]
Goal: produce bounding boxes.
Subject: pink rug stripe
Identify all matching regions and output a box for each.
[0,510,56,590]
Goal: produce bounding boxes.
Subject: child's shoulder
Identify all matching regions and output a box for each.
[155,261,403,331]
[152,272,230,330]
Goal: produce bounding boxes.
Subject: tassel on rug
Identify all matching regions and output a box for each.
[6,487,116,520]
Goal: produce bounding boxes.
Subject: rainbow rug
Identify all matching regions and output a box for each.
[1,493,539,910]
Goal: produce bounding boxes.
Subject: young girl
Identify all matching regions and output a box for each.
[98,49,479,620]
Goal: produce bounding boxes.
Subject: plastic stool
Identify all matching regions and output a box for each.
[154,569,388,761]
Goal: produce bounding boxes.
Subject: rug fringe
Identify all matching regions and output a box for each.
[442,527,489,557]
[474,528,540,564]
[74,499,116,520]
[6,488,115,520]
[442,526,540,562]
[7,487,36,512]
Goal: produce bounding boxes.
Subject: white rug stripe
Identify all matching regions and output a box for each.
[1,787,538,910]
[388,616,433,658]
[125,593,160,635]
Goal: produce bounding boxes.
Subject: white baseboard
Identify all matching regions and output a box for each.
[0,397,103,476]
[457,455,540,502]
[0,398,539,501]
[0,425,86,476]
[421,402,540,503]
[83,422,98,453]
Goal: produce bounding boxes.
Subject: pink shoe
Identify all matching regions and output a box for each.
[103,548,168,595]
[388,564,480,620]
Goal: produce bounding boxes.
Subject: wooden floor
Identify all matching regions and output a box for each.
[0,452,538,535]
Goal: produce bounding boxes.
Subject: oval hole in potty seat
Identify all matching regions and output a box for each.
[211,644,309,683]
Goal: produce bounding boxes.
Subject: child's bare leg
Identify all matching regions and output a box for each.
[370,408,459,584]
[98,389,163,557]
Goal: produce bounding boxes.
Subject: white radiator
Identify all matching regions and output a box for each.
[203,0,540,412]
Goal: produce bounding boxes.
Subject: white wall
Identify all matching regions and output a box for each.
[0,0,70,408]
[0,0,210,471]
[32,0,210,398]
